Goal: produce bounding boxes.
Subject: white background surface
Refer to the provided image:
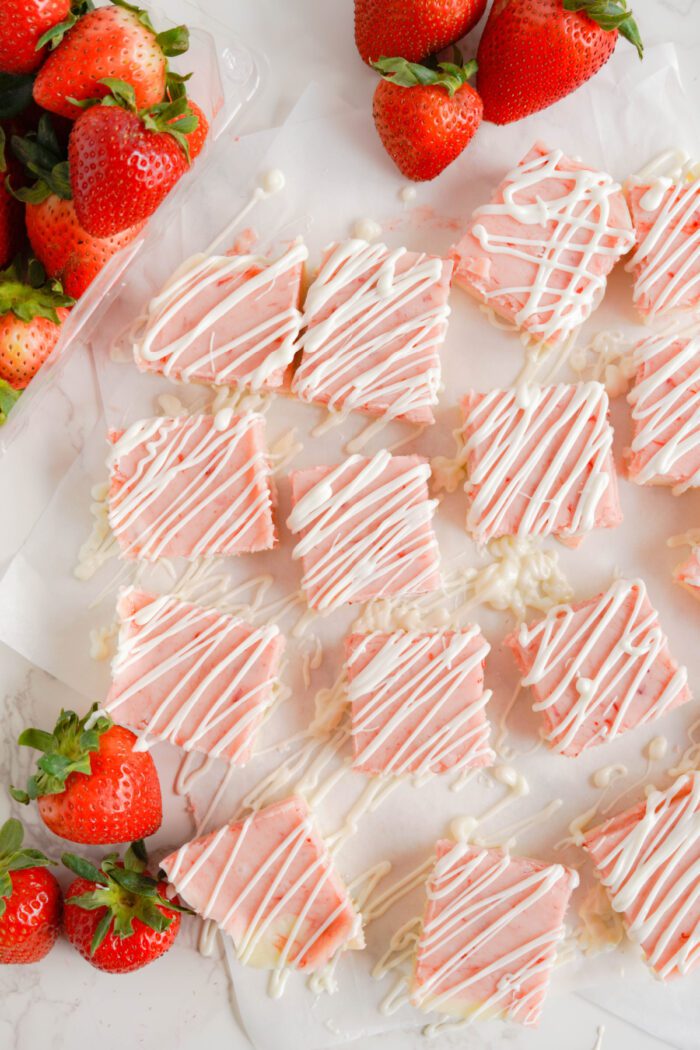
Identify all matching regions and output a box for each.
[1,2,700,1049]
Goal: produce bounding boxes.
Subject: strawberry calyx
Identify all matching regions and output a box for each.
[63,840,191,955]
[373,53,478,98]
[562,0,643,58]
[0,72,36,121]
[0,257,75,326]
[0,818,56,917]
[110,0,190,58]
[10,114,72,204]
[36,0,95,53]
[10,702,112,804]
[0,379,21,424]
[71,77,199,161]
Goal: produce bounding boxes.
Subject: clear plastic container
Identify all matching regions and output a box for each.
[0,0,262,454]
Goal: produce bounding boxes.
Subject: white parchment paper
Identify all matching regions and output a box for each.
[1,51,700,1050]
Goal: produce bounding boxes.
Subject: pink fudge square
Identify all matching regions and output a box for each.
[626,329,700,493]
[104,587,285,764]
[287,450,440,611]
[625,179,700,322]
[132,242,307,390]
[107,413,275,561]
[345,628,494,776]
[411,840,578,1025]
[506,578,691,757]
[674,542,700,601]
[292,240,452,424]
[584,772,700,980]
[460,381,622,545]
[160,796,362,974]
[450,143,634,346]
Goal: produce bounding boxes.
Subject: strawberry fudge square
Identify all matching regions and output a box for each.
[292,239,452,424]
[107,412,275,561]
[160,796,363,975]
[104,588,284,764]
[460,381,621,545]
[450,143,634,346]
[411,840,578,1025]
[345,627,494,776]
[584,772,700,980]
[132,241,308,391]
[675,542,700,601]
[626,329,700,493]
[287,450,440,611]
[506,577,691,757]
[625,177,700,322]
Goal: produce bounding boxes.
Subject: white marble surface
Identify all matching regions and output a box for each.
[1,1,699,1048]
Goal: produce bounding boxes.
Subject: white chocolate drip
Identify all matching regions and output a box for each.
[293,239,449,424]
[469,147,634,344]
[627,328,700,492]
[462,381,616,544]
[132,241,308,390]
[517,578,689,754]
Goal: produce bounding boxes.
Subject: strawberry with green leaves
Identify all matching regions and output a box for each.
[68,78,198,237]
[63,841,187,973]
[34,0,189,120]
[476,0,643,125]
[0,818,62,965]
[0,0,72,76]
[11,704,162,845]
[12,114,144,297]
[355,0,486,65]
[0,257,73,398]
[372,54,482,181]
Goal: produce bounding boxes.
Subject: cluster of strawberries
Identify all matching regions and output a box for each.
[0,0,209,419]
[0,704,185,973]
[358,0,643,181]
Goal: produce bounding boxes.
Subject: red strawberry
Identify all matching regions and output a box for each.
[0,127,26,267]
[477,0,643,125]
[355,0,487,65]
[26,196,144,298]
[372,55,482,181]
[0,257,73,389]
[179,98,209,161]
[33,2,189,120]
[11,704,162,845]
[12,113,144,296]
[0,0,71,76]
[0,818,61,965]
[63,841,187,973]
[69,80,197,237]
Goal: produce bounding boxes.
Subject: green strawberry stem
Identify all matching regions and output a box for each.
[63,842,191,954]
[0,379,21,425]
[36,0,95,52]
[0,259,75,326]
[372,55,478,97]
[563,0,643,58]
[10,703,112,804]
[0,818,55,916]
[10,114,72,204]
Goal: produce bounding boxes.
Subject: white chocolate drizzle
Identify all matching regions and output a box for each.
[461,381,617,544]
[108,413,273,562]
[514,578,689,755]
[584,772,700,979]
[287,450,440,611]
[627,327,700,492]
[292,239,449,425]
